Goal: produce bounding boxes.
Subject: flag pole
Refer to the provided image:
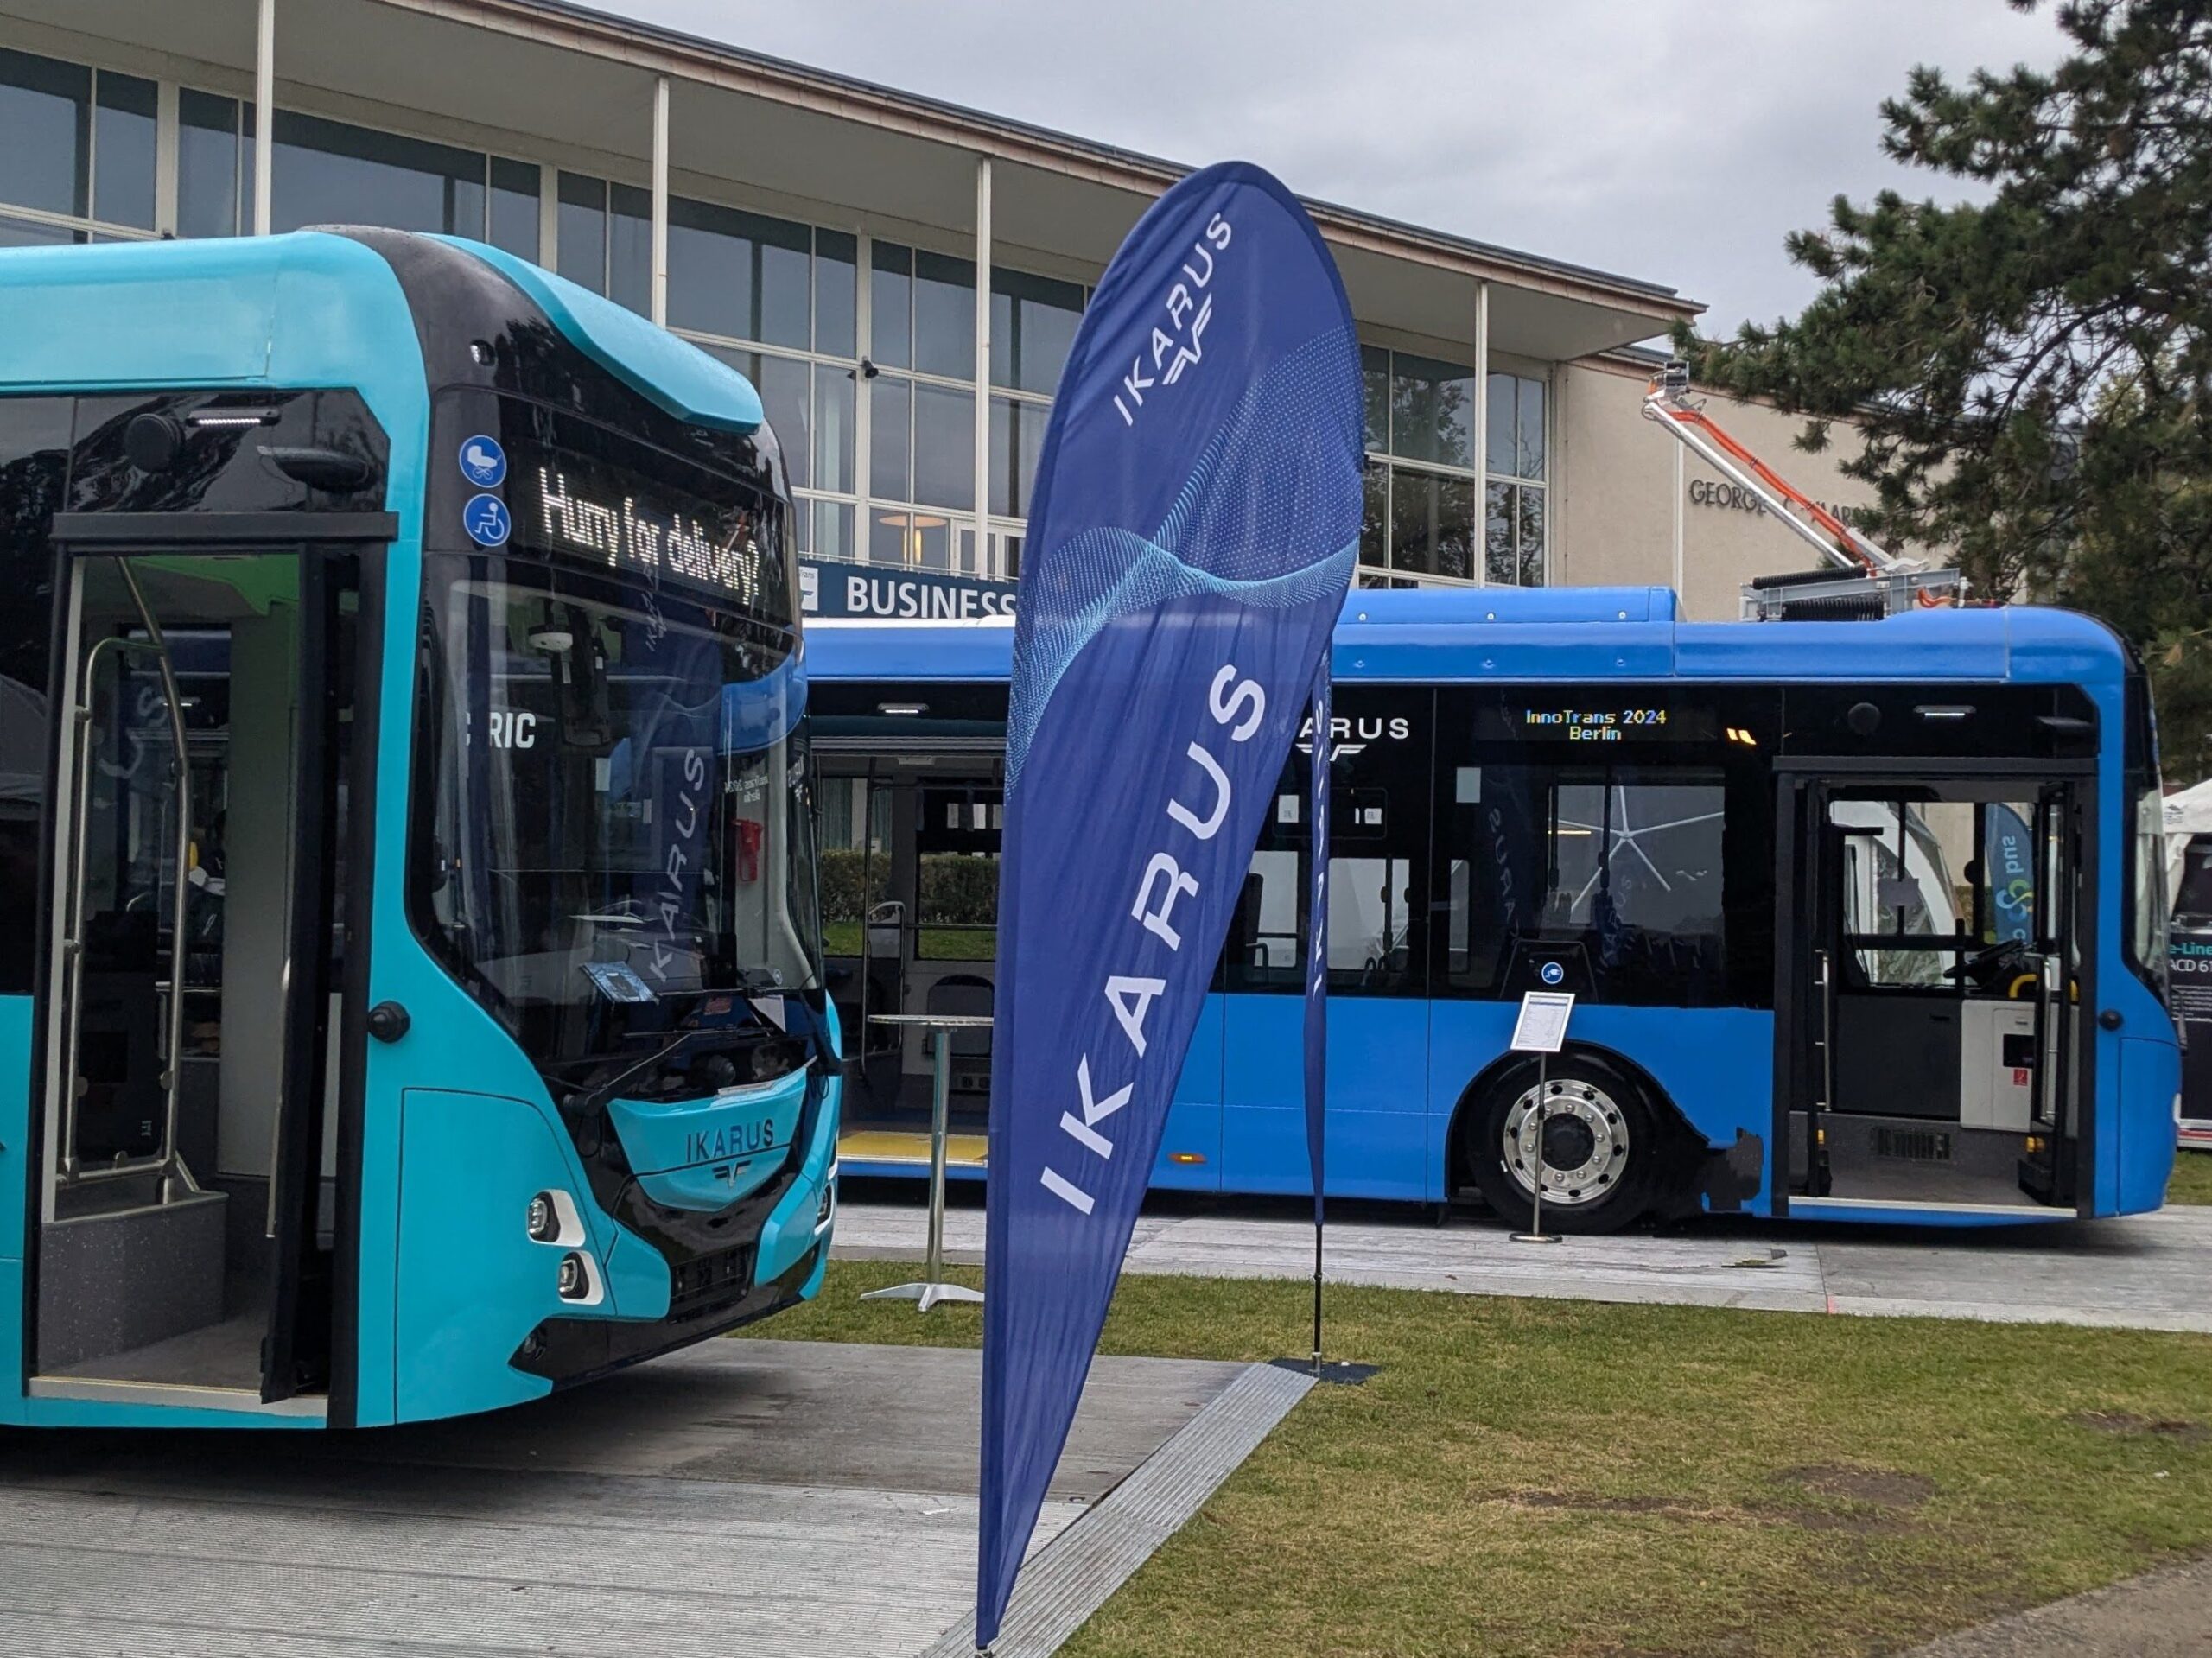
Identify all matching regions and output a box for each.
[1306,661,1331,1372]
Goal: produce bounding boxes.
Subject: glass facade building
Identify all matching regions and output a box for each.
[0,36,1554,591]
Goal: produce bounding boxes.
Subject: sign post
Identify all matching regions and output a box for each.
[860,1014,990,1312]
[1507,990,1574,1245]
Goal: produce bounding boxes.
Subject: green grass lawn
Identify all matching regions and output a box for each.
[749,1261,2212,1658]
[2171,1151,2212,1205]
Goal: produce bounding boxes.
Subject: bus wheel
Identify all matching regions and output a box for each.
[1464,1053,1659,1236]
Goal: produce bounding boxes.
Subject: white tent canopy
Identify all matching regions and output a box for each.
[2165,779,2212,907]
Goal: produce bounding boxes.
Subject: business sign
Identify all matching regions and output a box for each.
[976,161,1363,1649]
[2170,931,2212,1140]
[797,556,1018,620]
[1688,475,1866,528]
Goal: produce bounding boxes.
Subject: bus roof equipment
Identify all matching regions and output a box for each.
[1643,359,1967,621]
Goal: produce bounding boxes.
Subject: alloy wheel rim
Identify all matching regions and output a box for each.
[1502,1078,1630,1208]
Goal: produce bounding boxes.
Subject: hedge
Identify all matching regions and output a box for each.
[820,847,998,925]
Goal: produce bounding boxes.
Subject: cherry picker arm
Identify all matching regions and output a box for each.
[1643,359,1960,608]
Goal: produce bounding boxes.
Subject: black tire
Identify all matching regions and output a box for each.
[1459,1049,1662,1236]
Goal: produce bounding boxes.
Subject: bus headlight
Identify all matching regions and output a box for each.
[527,1189,582,1247]
[557,1252,591,1300]
[526,1193,559,1242]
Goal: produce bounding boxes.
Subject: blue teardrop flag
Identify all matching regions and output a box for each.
[976,161,1363,1649]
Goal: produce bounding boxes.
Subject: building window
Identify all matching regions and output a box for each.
[1359,345,1546,588]
[858,244,1081,576]
[555,172,650,313]
[991,268,1082,396]
[1486,371,1548,588]
[165,94,537,252]
[94,71,156,232]
[178,88,250,239]
[988,394,1049,519]
[913,249,976,380]
[864,241,980,572]
[666,197,810,346]
[268,111,537,254]
[986,268,1078,530]
[0,48,157,244]
[660,202,862,562]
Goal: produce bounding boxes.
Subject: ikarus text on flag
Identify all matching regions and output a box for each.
[976,161,1363,1650]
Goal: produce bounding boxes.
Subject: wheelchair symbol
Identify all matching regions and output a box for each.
[463,493,511,547]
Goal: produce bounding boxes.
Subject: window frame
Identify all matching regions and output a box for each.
[0,48,160,245]
[1358,344,1549,591]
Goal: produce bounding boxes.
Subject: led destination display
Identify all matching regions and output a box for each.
[1473,696,1718,744]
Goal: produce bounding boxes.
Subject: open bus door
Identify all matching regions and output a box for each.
[33,536,361,1413]
[1779,771,2086,1216]
[819,753,1005,1172]
[257,549,359,1403]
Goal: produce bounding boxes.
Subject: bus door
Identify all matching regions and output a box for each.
[818,759,1004,1170]
[1781,772,2083,1213]
[34,542,360,1408]
[818,725,1224,1188]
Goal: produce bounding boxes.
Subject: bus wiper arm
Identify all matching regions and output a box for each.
[569,1027,713,1114]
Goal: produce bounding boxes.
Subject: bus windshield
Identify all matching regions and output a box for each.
[415,550,820,1078]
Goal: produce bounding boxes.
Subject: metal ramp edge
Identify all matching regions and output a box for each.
[920,1359,1315,1657]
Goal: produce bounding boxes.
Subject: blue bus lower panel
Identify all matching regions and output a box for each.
[844,994,1789,1212]
[1425,1001,1779,1213]
[2117,1035,2181,1215]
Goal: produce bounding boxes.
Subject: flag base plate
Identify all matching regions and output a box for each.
[1268,1357,1379,1387]
[860,1281,985,1312]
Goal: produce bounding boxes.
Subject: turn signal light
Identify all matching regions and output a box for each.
[1168,1151,1206,1166]
[2025,1134,2048,1156]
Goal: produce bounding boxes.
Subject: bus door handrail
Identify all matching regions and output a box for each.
[1814,948,1834,1114]
[57,566,199,1201]
[2037,950,2065,1133]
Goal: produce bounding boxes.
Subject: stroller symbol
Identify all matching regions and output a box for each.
[458,434,507,488]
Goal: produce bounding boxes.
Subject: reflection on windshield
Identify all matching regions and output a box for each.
[415,553,820,1076]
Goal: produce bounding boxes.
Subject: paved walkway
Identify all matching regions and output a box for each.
[0,1338,1295,1657]
[834,1193,2212,1334]
[1902,1553,2212,1656]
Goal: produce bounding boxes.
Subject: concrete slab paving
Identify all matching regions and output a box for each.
[835,1193,2212,1334]
[0,1336,1268,1656]
[1900,1551,2212,1656]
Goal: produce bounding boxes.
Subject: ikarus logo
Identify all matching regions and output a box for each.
[1294,712,1414,762]
[1113,213,1232,428]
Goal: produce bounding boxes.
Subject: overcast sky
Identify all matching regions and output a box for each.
[615,0,2071,340]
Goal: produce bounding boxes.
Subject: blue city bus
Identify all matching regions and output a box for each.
[809,584,2177,1230]
[0,230,838,1428]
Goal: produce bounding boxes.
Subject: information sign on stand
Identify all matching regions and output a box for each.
[1510,991,1574,1058]
[1508,992,1574,1244]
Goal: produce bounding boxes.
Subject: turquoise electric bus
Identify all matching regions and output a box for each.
[808,586,2177,1231]
[0,230,838,1428]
